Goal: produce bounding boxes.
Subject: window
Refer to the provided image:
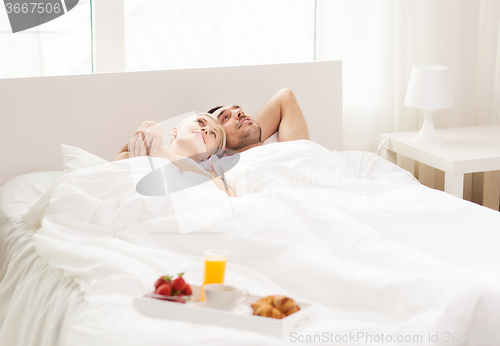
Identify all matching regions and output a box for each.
[124,0,315,71]
[0,0,92,78]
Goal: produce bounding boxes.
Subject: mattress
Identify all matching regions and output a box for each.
[1,141,500,346]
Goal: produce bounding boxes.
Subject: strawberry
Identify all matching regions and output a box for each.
[154,275,172,289]
[183,284,192,296]
[170,273,187,292]
[155,282,171,296]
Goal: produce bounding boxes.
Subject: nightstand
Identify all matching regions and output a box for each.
[379,125,500,210]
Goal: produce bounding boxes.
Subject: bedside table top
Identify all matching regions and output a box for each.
[380,125,500,174]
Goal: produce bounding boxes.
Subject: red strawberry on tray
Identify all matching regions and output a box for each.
[149,273,192,304]
[170,273,186,292]
[183,284,192,296]
[155,283,171,296]
[154,275,172,289]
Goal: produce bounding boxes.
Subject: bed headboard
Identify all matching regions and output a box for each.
[0,61,342,186]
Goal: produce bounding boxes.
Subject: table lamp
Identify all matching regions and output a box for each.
[404,65,454,142]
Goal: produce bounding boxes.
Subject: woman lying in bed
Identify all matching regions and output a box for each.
[115,113,235,196]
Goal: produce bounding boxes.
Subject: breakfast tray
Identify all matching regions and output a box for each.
[133,285,319,338]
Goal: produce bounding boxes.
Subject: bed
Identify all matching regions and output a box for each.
[1,61,500,346]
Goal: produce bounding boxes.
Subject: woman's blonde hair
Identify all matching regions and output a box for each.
[171,113,226,155]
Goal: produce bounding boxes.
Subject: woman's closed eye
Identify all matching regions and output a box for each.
[210,130,217,138]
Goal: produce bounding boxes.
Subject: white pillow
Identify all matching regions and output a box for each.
[61,144,108,174]
[263,131,279,145]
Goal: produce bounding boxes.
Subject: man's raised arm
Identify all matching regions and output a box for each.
[254,89,309,143]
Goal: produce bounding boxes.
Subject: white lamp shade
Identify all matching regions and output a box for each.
[404,65,453,109]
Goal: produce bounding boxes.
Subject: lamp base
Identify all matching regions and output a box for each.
[412,109,444,143]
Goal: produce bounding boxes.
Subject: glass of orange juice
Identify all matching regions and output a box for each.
[201,249,227,301]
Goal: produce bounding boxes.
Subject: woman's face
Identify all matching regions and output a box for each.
[171,115,222,159]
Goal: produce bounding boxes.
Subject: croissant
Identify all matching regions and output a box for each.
[251,302,285,319]
[251,295,300,319]
[251,295,273,309]
[272,296,300,316]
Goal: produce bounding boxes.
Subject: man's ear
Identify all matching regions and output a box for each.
[171,127,178,138]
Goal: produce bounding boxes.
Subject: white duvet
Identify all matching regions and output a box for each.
[7,140,500,345]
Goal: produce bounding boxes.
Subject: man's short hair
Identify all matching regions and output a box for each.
[207,106,223,114]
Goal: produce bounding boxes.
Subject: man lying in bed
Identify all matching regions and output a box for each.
[122,89,310,167]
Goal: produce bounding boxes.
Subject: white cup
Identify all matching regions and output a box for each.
[204,284,249,311]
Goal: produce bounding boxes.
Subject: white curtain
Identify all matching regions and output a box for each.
[317,0,500,151]
[0,0,92,78]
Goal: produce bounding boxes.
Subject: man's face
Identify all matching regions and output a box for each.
[212,105,262,151]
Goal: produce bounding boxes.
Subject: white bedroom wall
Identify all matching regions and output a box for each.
[92,0,125,73]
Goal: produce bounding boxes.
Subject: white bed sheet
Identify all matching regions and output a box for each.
[2,141,500,346]
[0,171,85,346]
[0,173,286,346]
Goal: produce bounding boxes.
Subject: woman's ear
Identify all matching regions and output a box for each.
[171,127,178,138]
